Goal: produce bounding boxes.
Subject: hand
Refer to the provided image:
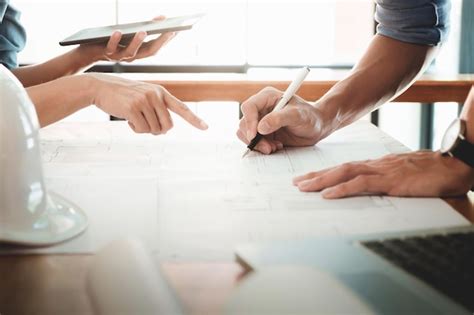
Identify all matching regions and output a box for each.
[293,151,474,199]
[77,16,176,64]
[88,73,208,134]
[236,87,331,154]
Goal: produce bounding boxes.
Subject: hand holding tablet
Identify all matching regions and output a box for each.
[60,13,204,46]
[62,14,203,63]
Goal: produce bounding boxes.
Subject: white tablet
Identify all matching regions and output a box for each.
[59,13,204,46]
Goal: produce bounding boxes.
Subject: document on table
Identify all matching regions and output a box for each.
[1,121,469,259]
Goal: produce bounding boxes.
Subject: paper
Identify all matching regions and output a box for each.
[1,119,469,259]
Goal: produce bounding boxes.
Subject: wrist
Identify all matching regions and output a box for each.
[77,73,99,106]
[73,45,103,68]
[439,152,474,192]
[461,87,474,143]
[312,99,343,137]
[463,118,474,144]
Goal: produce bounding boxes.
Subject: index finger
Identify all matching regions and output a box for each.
[161,88,208,130]
[240,87,282,141]
[106,31,122,55]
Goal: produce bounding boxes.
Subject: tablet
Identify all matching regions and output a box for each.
[59,13,204,46]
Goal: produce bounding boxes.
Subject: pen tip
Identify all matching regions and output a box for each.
[241,149,250,159]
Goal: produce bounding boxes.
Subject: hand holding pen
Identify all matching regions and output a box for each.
[237,67,327,156]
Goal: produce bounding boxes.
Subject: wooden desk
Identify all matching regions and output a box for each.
[120,72,474,103]
[1,195,472,315]
[0,70,473,315]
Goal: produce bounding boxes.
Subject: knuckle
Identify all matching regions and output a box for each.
[261,86,274,94]
[385,154,398,161]
[403,157,415,166]
[134,126,146,134]
[145,89,157,100]
[336,183,348,194]
[308,176,322,188]
[354,175,368,188]
[125,51,136,58]
[162,121,171,132]
[153,85,165,95]
[240,101,251,111]
[236,130,245,141]
[296,107,309,123]
[128,102,141,114]
[261,86,278,95]
[180,104,191,113]
[133,92,148,105]
[339,163,353,173]
[241,104,257,117]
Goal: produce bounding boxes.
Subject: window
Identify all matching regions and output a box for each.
[14,0,464,150]
[16,0,374,67]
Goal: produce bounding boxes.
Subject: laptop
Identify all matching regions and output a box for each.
[234,225,474,314]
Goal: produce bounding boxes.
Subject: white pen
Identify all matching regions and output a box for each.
[242,66,310,158]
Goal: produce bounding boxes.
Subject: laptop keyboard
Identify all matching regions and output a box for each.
[362,231,474,311]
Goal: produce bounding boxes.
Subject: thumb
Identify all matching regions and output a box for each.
[257,111,285,135]
[257,108,299,135]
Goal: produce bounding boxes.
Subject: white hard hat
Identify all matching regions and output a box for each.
[0,65,87,246]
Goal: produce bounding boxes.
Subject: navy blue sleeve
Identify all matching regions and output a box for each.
[375,0,451,46]
[0,0,26,69]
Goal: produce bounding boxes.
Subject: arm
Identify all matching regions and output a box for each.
[12,46,99,87]
[315,34,439,133]
[461,88,474,144]
[26,73,208,133]
[13,16,175,87]
[293,87,474,198]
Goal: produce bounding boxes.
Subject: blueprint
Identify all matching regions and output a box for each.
[1,119,468,260]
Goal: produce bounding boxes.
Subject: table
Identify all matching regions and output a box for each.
[1,195,472,315]
[121,71,474,103]
[1,121,473,315]
[2,71,474,315]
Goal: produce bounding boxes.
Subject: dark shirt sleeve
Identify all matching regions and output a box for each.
[0,0,26,69]
[375,0,451,46]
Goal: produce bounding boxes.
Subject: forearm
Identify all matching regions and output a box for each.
[12,46,100,87]
[315,35,439,133]
[461,88,474,144]
[26,74,95,127]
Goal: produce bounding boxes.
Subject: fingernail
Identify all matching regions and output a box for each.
[298,180,311,189]
[322,188,336,198]
[260,121,270,133]
[246,130,253,141]
[139,32,146,40]
[292,177,301,185]
[200,120,209,129]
